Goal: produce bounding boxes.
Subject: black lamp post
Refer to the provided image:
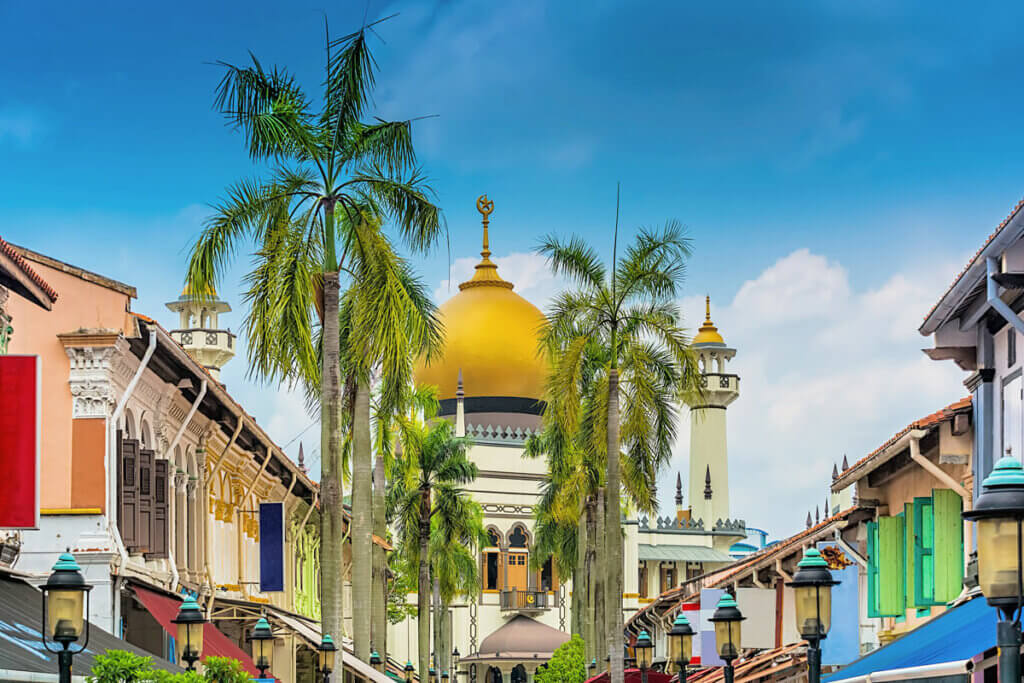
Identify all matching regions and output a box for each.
[250,617,275,679]
[709,594,744,683]
[452,647,461,678]
[41,552,92,683]
[635,630,653,683]
[171,597,207,672]
[963,456,1024,683]
[317,634,337,683]
[370,649,383,673]
[667,613,695,683]
[404,661,415,682]
[787,548,838,683]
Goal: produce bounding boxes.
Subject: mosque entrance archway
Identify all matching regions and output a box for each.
[510,664,527,683]
[486,666,502,682]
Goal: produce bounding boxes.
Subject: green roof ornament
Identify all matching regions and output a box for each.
[797,548,829,568]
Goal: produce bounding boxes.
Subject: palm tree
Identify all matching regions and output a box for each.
[389,412,478,681]
[336,228,442,660]
[184,17,442,655]
[538,212,701,683]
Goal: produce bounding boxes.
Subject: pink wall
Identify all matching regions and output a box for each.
[7,260,133,509]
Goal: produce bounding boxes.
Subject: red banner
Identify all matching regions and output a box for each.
[0,356,39,529]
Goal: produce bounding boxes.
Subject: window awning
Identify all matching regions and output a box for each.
[131,584,260,677]
[0,572,176,678]
[637,544,734,563]
[823,596,997,683]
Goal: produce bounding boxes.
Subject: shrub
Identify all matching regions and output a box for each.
[535,634,587,683]
[88,650,249,683]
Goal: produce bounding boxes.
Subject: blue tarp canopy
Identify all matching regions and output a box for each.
[823,596,997,683]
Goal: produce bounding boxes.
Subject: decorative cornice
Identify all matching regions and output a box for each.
[62,340,127,419]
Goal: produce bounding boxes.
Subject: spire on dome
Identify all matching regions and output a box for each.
[461,195,513,291]
[693,295,725,345]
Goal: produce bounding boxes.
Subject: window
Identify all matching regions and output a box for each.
[638,564,649,599]
[484,551,500,590]
[866,515,905,617]
[659,564,677,594]
[1003,374,1022,460]
[487,528,501,548]
[540,557,557,592]
[1010,329,1017,368]
[117,433,168,558]
[509,526,528,548]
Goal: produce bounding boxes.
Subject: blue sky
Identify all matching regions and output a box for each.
[3,1,1023,536]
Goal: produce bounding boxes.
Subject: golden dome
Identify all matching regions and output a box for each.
[693,296,725,345]
[415,196,547,404]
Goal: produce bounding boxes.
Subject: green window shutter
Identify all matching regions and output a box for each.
[932,488,964,603]
[913,497,939,606]
[867,520,880,618]
[878,515,906,616]
[904,504,916,610]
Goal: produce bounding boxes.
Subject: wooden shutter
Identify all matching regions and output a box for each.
[914,497,940,606]
[933,488,964,602]
[877,515,906,616]
[904,503,915,610]
[118,435,139,548]
[135,448,155,553]
[148,459,169,559]
[866,521,880,617]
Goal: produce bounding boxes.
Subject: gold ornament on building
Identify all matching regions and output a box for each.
[693,295,725,345]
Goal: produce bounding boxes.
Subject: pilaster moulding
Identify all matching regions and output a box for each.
[185,478,199,500]
[60,335,129,419]
[173,470,189,490]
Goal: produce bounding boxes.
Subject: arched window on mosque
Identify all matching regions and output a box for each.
[507,526,530,591]
[483,527,502,591]
[508,526,528,548]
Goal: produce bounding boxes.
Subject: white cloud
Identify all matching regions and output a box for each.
[659,248,967,540]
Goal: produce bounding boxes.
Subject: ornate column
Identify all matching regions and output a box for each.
[62,338,123,420]
[186,475,199,582]
[174,469,189,575]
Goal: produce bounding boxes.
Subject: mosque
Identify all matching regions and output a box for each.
[388,197,749,682]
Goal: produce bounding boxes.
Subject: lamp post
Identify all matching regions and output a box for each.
[787,548,838,683]
[442,671,450,682]
[589,658,597,677]
[404,661,415,682]
[635,630,653,683]
[370,650,383,673]
[317,635,337,683]
[250,617,275,679]
[171,597,207,672]
[452,647,461,678]
[429,664,437,683]
[963,456,1024,683]
[709,594,744,683]
[41,552,92,683]
[667,614,694,683]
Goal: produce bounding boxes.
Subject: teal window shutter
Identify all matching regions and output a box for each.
[932,488,964,603]
[904,504,916,610]
[867,520,880,618]
[913,497,940,606]
[877,515,906,616]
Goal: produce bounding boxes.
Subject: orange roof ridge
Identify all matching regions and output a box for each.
[0,235,58,303]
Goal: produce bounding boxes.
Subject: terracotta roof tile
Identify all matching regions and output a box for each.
[0,235,57,303]
[834,396,971,488]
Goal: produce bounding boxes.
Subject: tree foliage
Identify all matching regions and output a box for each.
[535,635,587,683]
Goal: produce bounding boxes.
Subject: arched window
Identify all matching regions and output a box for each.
[140,419,153,450]
[482,526,502,591]
[123,409,137,439]
[486,666,502,683]
[486,527,502,548]
[511,664,527,683]
[508,526,528,548]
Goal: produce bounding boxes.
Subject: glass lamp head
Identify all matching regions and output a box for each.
[171,597,207,663]
[44,552,92,643]
[318,634,337,673]
[250,617,275,674]
[787,548,838,640]
[709,594,745,660]
[963,457,1024,614]
[404,661,415,682]
[634,630,654,669]
[668,613,695,669]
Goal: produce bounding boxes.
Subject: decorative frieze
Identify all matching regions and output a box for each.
[466,423,538,444]
[63,340,126,418]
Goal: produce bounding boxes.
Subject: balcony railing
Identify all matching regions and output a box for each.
[500,589,550,612]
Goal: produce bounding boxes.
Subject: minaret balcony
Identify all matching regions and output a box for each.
[499,589,550,614]
[170,327,236,353]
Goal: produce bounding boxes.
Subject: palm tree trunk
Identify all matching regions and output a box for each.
[372,452,388,658]
[605,368,623,683]
[602,370,618,683]
[595,488,606,673]
[441,601,451,676]
[584,496,597,664]
[352,378,372,660]
[320,267,346,660]
[572,509,586,640]
[432,576,443,675]
[418,490,431,682]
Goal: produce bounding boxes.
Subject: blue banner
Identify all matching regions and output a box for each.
[259,502,285,592]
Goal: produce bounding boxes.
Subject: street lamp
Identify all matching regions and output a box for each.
[963,456,1024,683]
[635,630,653,683]
[452,647,461,678]
[442,671,450,682]
[171,597,207,671]
[317,634,337,683]
[404,661,415,682]
[370,650,383,672]
[429,664,437,683]
[250,617,275,679]
[41,552,92,683]
[787,548,838,683]
[589,658,597,676]
[667,614,694,683]
[709,594,744,683]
